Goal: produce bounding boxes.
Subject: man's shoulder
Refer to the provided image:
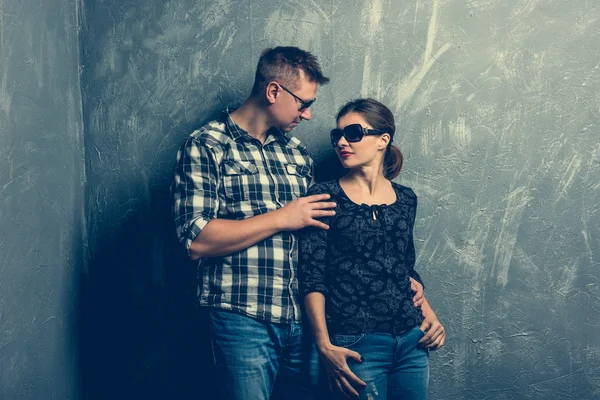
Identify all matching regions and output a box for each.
[188,120,231,149]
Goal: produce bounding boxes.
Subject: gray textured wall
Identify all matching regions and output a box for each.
[2,0,599,398]
[0,0,85,398]
[79,1,600,398]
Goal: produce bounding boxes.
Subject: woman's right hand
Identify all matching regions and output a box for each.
[318,342,367,398]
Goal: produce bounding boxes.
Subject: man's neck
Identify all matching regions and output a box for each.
[229,98,272,143]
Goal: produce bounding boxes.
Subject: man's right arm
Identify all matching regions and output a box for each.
[189,194,335,259]
[173,137,335,260]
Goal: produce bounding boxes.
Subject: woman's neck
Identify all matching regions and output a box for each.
[341,168,386,195]
[339,168,395,206]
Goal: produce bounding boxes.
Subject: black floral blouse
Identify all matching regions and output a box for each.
[298,179,424,335]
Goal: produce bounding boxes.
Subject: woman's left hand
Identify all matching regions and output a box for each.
[418,310,446,350]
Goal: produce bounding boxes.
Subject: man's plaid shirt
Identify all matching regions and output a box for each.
[173,112,313,323]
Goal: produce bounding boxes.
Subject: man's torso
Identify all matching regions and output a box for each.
[194,116,313,323]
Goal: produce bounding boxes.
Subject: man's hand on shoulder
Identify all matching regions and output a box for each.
[276,194,336,231]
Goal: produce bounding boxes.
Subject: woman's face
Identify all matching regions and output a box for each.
[334,112,390,171]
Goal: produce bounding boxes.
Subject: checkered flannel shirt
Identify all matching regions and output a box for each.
[173,112,313,323]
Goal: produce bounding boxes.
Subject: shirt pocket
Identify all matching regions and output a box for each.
[281,163,312,200]
[222,160,258,201]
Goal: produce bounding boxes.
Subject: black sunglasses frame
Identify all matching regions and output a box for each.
[278,83,316,111]
[330,124,387,147]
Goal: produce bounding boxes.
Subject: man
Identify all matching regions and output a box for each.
[173,46,336,399]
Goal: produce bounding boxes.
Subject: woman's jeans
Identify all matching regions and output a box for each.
[209,308,317,400]
[320,327,430,399]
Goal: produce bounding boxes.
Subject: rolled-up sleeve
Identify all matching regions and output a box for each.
[172,137,220,254]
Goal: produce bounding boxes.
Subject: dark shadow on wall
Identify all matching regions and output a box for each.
[77,185,216,399]
[76,112,342,400]
[314,149,346,183]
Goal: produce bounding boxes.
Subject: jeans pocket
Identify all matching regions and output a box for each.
[332,334,365,348]
[411,327,429,353]
[414,326,426,344]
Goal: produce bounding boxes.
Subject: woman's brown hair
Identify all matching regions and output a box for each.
[336,98,403,179]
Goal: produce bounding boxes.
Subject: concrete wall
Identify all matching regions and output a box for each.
[2,0,599,398]
[79,1,600,398]
[0,0,85,398]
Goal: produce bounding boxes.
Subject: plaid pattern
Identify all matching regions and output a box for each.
[173,112,313,323]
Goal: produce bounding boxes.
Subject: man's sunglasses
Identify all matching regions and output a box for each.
[278,83,316,111]
[330,124,387,146]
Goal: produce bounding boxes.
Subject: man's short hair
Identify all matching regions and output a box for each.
[251,46,330,95]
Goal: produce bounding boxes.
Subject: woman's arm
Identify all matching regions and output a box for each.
[298,188,366,398]
[303,292,330,348]
[304,293,366,398]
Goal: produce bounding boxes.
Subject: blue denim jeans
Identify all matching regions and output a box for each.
[209,308,317,400]
[317,327,429,399]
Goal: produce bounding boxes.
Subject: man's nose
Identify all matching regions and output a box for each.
[300,107,312,121]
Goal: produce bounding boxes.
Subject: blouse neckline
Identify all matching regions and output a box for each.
[335,179,399,208]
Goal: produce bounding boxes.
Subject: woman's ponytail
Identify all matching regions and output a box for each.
[383,144,403,180]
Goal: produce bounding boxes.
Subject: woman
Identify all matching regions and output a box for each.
[299,99,445,399]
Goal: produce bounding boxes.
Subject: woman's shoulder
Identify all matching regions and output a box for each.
[391,181,417,200]
[306,180,341,196]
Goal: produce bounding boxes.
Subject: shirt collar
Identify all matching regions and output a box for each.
[223,108,292,147]
[223,109,247,141]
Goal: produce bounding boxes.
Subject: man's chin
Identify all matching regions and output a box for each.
[284,123,299,132]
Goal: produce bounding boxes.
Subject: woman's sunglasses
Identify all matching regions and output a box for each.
[330,124,387,147]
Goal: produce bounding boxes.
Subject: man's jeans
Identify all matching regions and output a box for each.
[320,327,430,399]
[209,308,317,400]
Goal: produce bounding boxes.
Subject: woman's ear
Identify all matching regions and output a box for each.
[379,133,391,150]
[265,81,279,105]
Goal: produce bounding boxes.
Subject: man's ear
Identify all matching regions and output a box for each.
[379,133,391,150]
[265,81,279,105]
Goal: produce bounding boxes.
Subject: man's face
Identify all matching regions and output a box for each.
[270,75,318,132]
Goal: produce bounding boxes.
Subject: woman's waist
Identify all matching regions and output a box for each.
[325,306,423,336]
